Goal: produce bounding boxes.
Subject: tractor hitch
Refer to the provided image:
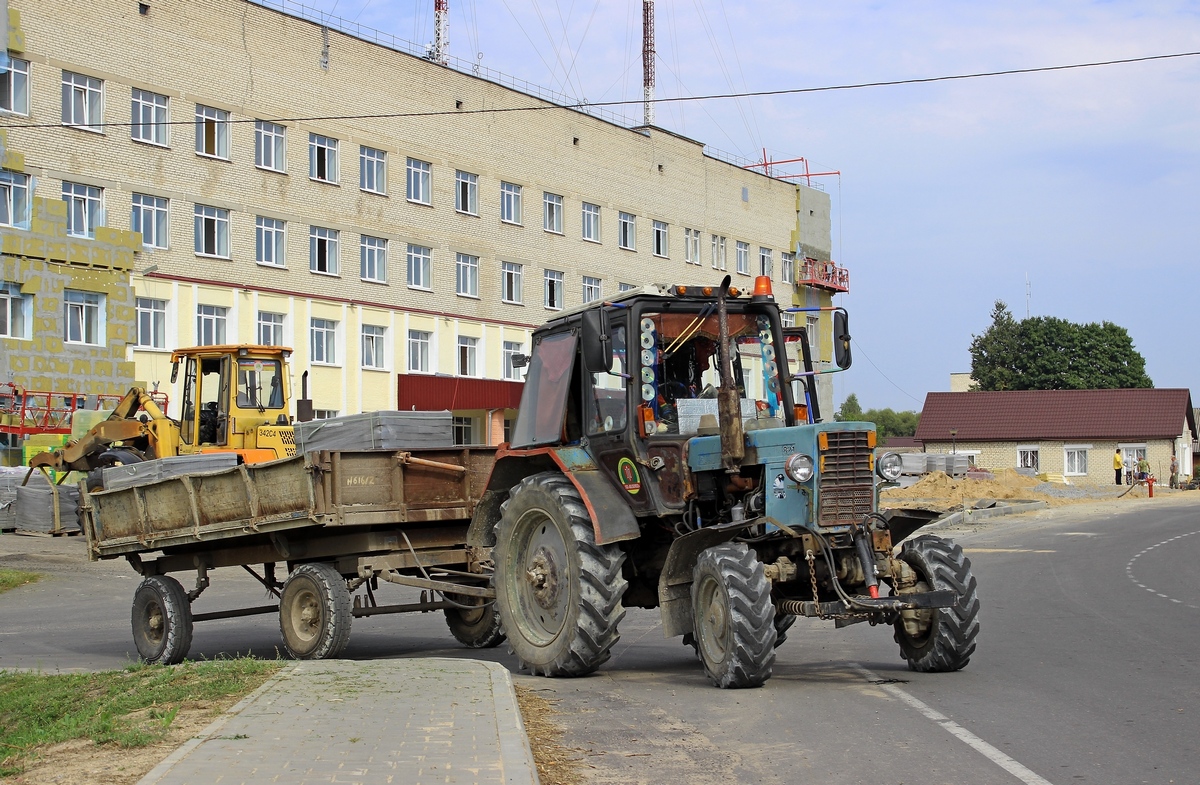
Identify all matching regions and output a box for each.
[777,589,958,619]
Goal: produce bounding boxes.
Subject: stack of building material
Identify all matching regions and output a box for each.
[295,411,454,453]
[101,453,240,491]
[0,466,30,531]
[14,481,80,534]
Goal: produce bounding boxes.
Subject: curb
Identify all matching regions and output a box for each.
[925,500,1048,530]
[483,660,542,785]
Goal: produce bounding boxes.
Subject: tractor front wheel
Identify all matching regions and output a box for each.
[691,542,776,688]
[893,535,980,672]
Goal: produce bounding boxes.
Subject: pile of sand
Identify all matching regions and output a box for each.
[881,468,1155,509]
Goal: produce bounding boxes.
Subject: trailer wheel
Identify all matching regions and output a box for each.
[131,575,193,665]
[279,563,352,659]
[691,542,776,688]
[494,471,627,677]
[444,596,505,649]
[892,535,980,672]
[773,612,797,648]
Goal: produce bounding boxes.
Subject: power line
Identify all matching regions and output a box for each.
[9,49,1197,131]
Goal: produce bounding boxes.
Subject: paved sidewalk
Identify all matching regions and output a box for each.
[137,658,539,785]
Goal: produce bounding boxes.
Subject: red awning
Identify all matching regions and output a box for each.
[396,374,524,411]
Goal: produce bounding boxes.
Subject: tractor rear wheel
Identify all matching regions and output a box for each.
[893,535,980,672]
[444,595,505,649]
[691,542,776,688]
[279,563,352,659]
[131,575,193,665]
[494,471,627,677]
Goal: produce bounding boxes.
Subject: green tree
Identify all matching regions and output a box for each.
[835,393,863,422]
[835,394,921,438]
[969,301,1152,390]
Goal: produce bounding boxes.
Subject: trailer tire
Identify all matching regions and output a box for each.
[773,612,797,648]
[131,575,193,665]
[494,471,627,677]
[691,542,776,688]
[892,535,980,672]
[279,563,352,660]
[444,596,505,649]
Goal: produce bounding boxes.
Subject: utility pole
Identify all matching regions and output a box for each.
[642,0,655,126]
[432,0,449,65]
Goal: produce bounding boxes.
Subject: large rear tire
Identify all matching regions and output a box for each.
[494,471,627,677]
[279,563,352,659]
[444,595,505,649]
[131,575,193,665]
[691,542,776,688]
[893,535,980,672]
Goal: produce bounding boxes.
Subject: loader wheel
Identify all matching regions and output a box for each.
[279,563,352,659]
[86,448,144,492]
[892,535,980,672]
[132,575,193,665]
[494,471,627,677]
[691,542,776,688]
[444,595,505,649]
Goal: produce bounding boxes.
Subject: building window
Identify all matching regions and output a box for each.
[781,251,795,284]
[455,170,478,215]
[1017,446,1040,472]
[362,324,386,369]
[255,120,286,171]
[136,298,167,349]
[736,241,750,275]
[408,330,431,372]
[684,228,701,265]
[618,212,636,250]
[457,336,478,376]
[62,182,102,238]
[257,311,285,346]
[0,283,31,339]
[652,220,669,257]
[618,282,636,292]
[255,216,286,267]
[1064,447,1089,476]
[501,261,523,304]
[313,409,340,420]
[62,71,103,131]
[759,247,773,277]
[131,88,168,146]
[1,170,30,228]
[65,290,105,345]
[360,146,387,194]
[357,235,387,282]
[543,192,563,234]
[806,316,819,356]
[780,311,796,328]
[456,252,479,297]
[582,202,601,242]
[500,182,522,224]
[309,226,339,275]
[406,244,432,289]
[544,269,564,310]
[195,304,227,346]
[194,104,230,158]
[406,158,431,204]
[194,204,230,258]
[310,318,338,365]
[453,416,474,445]
[711,235,726,270]
[502,341,524,380]
[309,133,338,182]
[582,275,601,303]
[131,193,168,249]
[1,57,29,115]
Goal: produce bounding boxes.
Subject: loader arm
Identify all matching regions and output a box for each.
[28,388,179,472]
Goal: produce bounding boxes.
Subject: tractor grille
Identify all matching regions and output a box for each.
[817,430,874,526]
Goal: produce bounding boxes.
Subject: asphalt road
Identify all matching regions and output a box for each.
[2,494,1197,784]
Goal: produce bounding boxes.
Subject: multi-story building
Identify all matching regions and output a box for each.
[0,0,846,444]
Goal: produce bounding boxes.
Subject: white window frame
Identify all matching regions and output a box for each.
[456,252,479,298]
[501,261,523,304]
[502,341,525,381]
[0,282,31,340]
[500,182,522,225]
[131,88,168,146]
[1017,445,1040,472]
[309,226,339,275]
[195,303,227,346]
[309,133,338,183]
[780,311,796,328]
[360,146,387,194]
[544,269,564,310]
[453,416,475,445]
[1,170,30,228]
[455,170,478,215]
[618,282,636,292]
[407,243,432,290]
[582,275,602,304]
[781,251,795,284]
[543,192,563,234]
[136,297,167,349]
[131,193,168,249]
[255,216,286,267]
[63,182,103,239]
[618,212,636,250]
[711,235,726,270]
[255,120,286,172]
[582,202,601,243]
[257,311,285,346]
[406,157,431,204]
[408,329,431,372]
[806,316,819,357]
[359,235,387,283]
[194,104,230,159]
[194,204,230,258]
[684,228,701,265]
[313,409,340,420]
[457,336,478,377]
[1,57,30,116]
[361,324,387,370]
[310,317,339,365]
[652,220,669,258]
[1064,444,1092,476]
[736,241,750,275]
[759,247,773,277]
[65,290,105,345]
[62,71,103,131]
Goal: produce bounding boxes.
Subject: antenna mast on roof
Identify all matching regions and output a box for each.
[1025,272,1031,318]
[432,0,449,66]
[642,0,655,126]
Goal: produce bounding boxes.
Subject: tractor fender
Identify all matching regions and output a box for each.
[483,447,640,546]
[658,519,759,638]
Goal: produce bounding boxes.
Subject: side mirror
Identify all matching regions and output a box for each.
[580,307,613,373]
[170,362,179,384]
[833,310,852,369]
[510,353,529,369]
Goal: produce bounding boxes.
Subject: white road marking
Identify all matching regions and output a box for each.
[852,663,1054,785]
[1125,528,1200,609]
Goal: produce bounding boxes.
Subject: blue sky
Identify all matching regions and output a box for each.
[302,0,1200,412]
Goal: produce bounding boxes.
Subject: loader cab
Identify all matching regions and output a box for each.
[172,345,291,452]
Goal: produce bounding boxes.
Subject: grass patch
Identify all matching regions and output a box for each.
[0,568,41,594]
[0,658,283,778]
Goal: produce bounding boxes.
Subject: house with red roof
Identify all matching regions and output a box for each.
[913,389,1197,484]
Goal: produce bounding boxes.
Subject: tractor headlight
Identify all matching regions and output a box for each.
[876,452,903,482]
[784,453,815,483]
